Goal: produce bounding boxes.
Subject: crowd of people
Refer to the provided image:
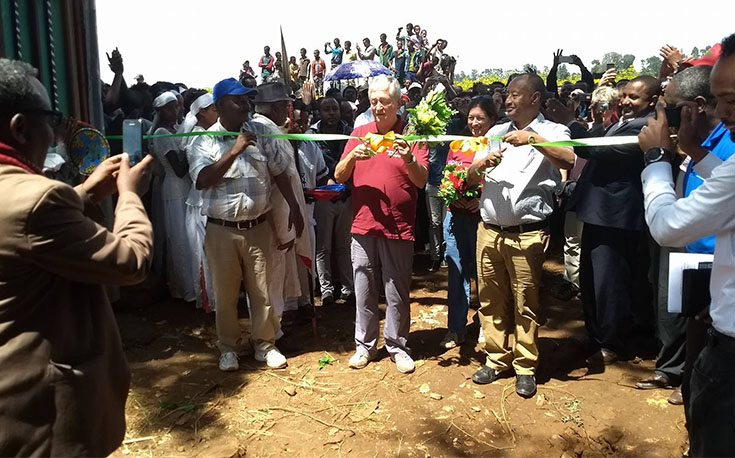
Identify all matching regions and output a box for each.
[237,23,456,97]
[0,22,734,457]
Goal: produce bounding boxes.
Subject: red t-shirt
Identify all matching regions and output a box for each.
[341,119,429,241]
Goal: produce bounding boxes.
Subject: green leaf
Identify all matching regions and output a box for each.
[159,402,178,410]
[318,355,333,369]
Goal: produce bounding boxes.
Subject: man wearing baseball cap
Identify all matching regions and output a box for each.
[189,78,304,371]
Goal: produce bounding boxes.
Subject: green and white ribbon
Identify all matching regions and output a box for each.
[106,131,642,149]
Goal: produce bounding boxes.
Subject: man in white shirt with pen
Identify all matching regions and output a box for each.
[638,33,735,458]
[467,73,574,398]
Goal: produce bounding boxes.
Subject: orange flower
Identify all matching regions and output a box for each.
[449,137,488,156]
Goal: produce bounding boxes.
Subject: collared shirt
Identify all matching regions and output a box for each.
[341,119,429,241]
[682,122,735,254]
[642,151,735,338]
[325,46,343,67]
[189,119,288,222]
[475,114,571,226]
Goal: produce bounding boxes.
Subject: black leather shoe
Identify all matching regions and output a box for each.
[427,260,441,273]
[636,373,672,390]
[668,387,684,405]
[321,293,335,307]
[472,366,503,385]
[585,348,619,365]
[516,375,537,398]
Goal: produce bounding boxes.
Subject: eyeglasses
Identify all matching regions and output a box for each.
[22,109,66,129]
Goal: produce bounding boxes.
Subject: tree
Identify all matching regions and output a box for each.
[622,54,636,69]
[523,63,538,74]
[640,56,662,76]
[557,64,570,80]
[470,69,478,80]
[691,46,700,58]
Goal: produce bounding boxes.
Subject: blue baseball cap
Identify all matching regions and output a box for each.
[212,78,257,103]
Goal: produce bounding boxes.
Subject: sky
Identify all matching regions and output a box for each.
[96,0,733,89]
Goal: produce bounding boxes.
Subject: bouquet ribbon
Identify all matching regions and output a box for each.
[364,131,398,154]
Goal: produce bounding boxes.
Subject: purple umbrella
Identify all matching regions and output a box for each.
[324,60,393,81]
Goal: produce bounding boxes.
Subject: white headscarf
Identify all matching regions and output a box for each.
[153,91,178,109]
[190,93,213,117]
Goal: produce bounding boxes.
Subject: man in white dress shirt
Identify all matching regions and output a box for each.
[467,73,575,398]
[638,33,735,457]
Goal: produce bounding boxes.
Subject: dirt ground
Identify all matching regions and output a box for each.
[111,250,687,458]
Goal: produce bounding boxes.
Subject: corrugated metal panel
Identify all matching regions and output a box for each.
[0,0,97,123]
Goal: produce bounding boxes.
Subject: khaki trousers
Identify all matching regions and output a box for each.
[476,224,548,375]
[204,222,278,354]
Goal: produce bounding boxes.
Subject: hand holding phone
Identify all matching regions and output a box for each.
[122,119,143,166]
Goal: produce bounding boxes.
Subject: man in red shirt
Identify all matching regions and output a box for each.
[335,75,429,374]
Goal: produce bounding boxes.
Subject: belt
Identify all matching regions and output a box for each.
[707,327,735,354]
[484,220,548,234]
[207,214,267,230]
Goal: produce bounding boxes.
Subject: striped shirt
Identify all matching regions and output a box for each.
[189,120,288,222]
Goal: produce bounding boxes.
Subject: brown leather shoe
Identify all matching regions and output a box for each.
[585,348,619,365]
[636,373,672,390]
[668,387,684,405]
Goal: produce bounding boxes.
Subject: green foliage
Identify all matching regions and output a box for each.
[640,56,663,76]
[406,88,455,137]
[318,354,333,369]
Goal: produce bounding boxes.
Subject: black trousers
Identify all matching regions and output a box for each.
[653,247,687,382]
[687,327,735,457]
[580,223,641,353]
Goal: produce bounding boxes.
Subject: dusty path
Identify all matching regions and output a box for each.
[112,256,686,458]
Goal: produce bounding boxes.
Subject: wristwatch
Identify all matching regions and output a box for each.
[404,154,416,165]
[528,134,537,145]
[644,147,675,167]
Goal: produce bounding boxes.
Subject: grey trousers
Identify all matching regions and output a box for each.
[314,197,354,297]
[563,211,583,288]
[352,235,414,358]
[425,183,446,262]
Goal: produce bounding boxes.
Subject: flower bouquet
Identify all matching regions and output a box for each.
[438,160,483,205]
[405,87,456,143]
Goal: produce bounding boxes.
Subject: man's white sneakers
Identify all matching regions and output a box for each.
[254,348,288,369]
[219,352,239,372]
[393,353,415,374]
[348,352,370,369]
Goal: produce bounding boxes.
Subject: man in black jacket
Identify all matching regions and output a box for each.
[568,76,661,364]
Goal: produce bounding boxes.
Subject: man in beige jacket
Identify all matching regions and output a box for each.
[0,58,154,456]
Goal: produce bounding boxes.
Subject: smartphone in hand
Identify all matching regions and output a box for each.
[664,106,682,129]
[122,119,143,165]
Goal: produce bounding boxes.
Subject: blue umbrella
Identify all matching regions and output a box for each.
[324,60,393,81]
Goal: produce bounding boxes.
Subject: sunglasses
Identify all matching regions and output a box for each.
[23,109,67,129]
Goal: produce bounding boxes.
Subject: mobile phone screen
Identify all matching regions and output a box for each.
[606,63,616,70]
[123,120,143,165]
[664,106,682,129]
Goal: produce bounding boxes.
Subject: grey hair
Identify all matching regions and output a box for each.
[591,86,619,106]
[672,66,714,105]
[0,58,44,119]
[368,75,401,102]
[254,103,273,115]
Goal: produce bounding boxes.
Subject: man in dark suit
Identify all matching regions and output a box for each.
[568,76,661,364]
